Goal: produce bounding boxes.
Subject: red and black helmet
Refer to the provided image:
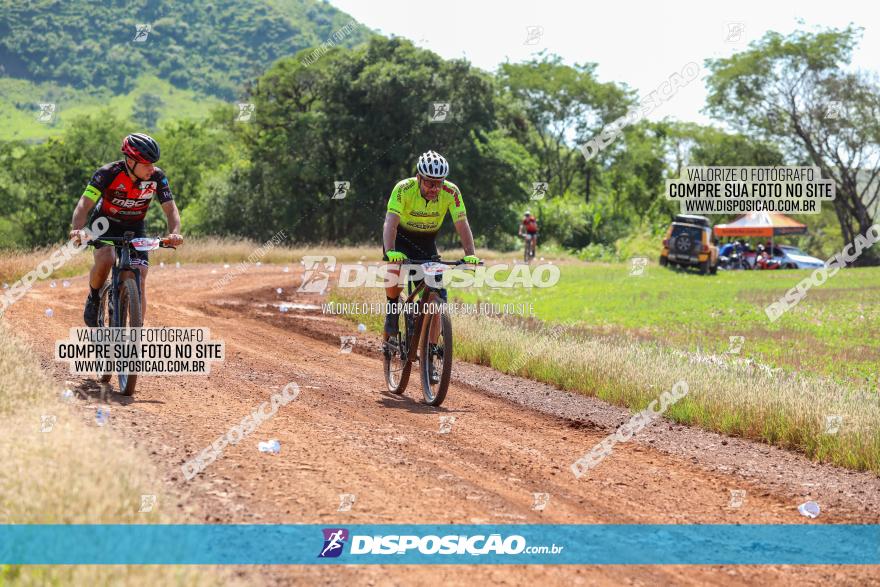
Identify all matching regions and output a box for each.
[121,133,160,164]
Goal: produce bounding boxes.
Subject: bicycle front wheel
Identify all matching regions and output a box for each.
[383,333,412,394]
[419,294,452,406]
[97,283,112,383]
[117,276,142,396]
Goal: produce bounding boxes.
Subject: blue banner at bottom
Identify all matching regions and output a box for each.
[1,524,878,565]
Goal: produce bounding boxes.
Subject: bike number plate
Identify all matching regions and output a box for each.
[421,262,447,276]
[130,237,161,251]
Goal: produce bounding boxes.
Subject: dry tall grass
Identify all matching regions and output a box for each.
[0,322,244,585]
[331,286,880,473]
[0,238,541,285]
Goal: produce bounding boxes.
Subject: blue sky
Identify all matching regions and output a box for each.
[331,0,879,126]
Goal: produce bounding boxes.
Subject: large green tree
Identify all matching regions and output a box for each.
[203,37,537,248]
[0,112,121,247]
[705,26,880,264]
[498,54,633,199]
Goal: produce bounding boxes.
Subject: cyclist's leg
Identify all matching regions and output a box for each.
[383,260,403,340]
[134,261,149,320]
[388,230,438,340]
[91,247,114,290]
[84,247,113,327]
[383,241,406,340]
[85,215,116,327]
[129,223,149,320]
[384,261,403,301]
[89,214,118,291]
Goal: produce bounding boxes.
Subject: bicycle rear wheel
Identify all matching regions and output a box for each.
[383,335,412,394]
[384,311,414,394]
[419,294,452,406]
[117,276,142,396]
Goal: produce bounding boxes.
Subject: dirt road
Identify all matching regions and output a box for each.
[5,263,879,586]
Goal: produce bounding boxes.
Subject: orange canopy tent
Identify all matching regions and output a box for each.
[713,212,807,238]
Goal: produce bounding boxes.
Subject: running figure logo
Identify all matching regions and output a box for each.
[332,181,349,200]
[236,103,255,122]
[318,528,349,558]
[133,24,151,42]
[429,102,451,123]
[37,103,56,123]
[724,22,745,43]
[524,25,544,46]
[531,181,548,201]
[298,255,335,294]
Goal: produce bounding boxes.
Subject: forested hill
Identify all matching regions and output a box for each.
[0,0,371,100]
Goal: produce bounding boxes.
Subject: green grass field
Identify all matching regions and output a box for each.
[329,257,880,473]
[450,261,880,386]
[0,75,222,142]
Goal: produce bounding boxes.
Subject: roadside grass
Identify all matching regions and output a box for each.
[330,283,880,474]
[451,260,880,384]
[0,322,243,586]
[0,241,548,286]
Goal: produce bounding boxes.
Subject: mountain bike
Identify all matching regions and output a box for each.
[382,257,481,406]
[88,232,174,396]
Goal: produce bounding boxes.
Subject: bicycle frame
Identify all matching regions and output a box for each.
[104,232,143,327]
[400,270,441,365]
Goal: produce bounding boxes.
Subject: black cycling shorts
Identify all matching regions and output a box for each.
[90,215,149,267]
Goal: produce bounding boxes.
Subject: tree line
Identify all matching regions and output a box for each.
[1,29,877,263]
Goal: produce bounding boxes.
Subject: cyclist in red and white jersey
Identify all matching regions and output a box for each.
[68,133,183,326]
[519,210,538,258]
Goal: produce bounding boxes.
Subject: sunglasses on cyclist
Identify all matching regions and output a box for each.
[419,175,444,189]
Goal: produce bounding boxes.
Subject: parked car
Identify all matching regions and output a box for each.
[771,245,825,269]
[659,214,719,275]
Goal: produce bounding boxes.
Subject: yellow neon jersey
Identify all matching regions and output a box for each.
[386,177,467,234]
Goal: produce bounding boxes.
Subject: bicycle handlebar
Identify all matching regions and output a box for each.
[85,236,177,249]
[404,259,485,267]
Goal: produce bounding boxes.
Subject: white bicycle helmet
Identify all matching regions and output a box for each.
[417,150,449,179]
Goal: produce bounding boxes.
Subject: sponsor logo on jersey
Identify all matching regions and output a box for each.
[407,222,440,231]
[138,181,157,199]
[111,197,148,209]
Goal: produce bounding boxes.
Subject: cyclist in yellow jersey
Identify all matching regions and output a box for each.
[382,150,479,340]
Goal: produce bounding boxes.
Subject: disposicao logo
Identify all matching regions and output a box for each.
[318,528,349,558]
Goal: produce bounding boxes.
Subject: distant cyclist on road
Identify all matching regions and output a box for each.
[382,150,479,340]
[519,210,538,258]
[68,133,183,326]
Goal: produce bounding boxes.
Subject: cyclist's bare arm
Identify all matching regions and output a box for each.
[383,212,400,252]
[69,195,97,242]
[454,218,476,256]
[161,200,184,246]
